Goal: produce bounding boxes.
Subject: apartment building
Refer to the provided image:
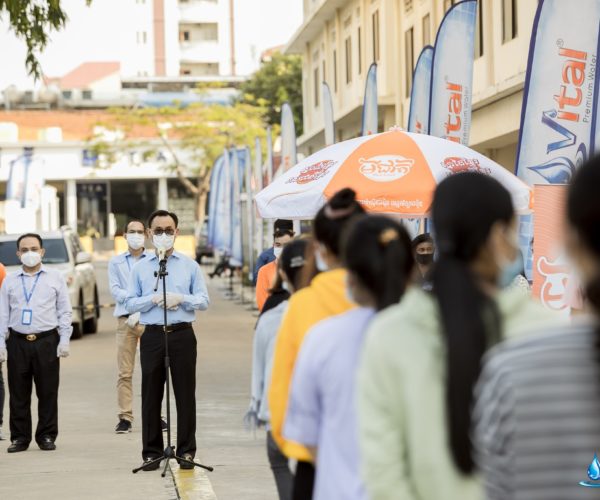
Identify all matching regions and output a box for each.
[287,0,535,171]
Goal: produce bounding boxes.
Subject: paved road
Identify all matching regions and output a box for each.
[0,261,277,500]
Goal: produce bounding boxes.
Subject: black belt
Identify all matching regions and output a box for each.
[119,315,130,319]
[145,323,192,333]
[10,328,58,342]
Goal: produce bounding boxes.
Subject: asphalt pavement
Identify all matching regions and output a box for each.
[0,261,277,500]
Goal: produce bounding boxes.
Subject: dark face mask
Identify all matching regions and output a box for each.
[415,253,434,266]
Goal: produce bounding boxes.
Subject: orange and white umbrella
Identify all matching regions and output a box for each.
[255,129,532,219]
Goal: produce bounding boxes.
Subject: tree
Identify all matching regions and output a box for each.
[0,0,91,79]
[239,52,303,136]
[90,101,269,224]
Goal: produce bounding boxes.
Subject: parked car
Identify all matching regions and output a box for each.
[0,226,100,339]
[195,218,214,264]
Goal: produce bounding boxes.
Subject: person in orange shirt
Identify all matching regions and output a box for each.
[269,188,365,499]
[256,229,294,311]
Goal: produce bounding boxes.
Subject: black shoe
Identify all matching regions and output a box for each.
[115,419,132,434]
[7,440,28,453]
[161,418,168,432]
[178,453,195,470]
[38,437,56,451]
[142,457,161,471]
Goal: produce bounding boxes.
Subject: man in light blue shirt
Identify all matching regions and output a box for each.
[108,219,149,435]
[126,210,209,471]
[0,233,72,454]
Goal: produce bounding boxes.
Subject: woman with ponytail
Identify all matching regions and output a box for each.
[283,216,414,500]
[473,157,600,500]
[269,188,364,499]
[357,173,560,500]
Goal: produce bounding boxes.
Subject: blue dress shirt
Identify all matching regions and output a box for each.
[253,247,275,286]
[108,250,150,317]
[125,251,210,325]
[0,266,73,348]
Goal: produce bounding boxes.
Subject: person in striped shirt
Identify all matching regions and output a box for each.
[473,156,600,500]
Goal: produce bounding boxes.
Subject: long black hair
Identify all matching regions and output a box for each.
[431,172,514,474]
[343,216,414,310]
[568,156,600,313]
[313,188,366,256]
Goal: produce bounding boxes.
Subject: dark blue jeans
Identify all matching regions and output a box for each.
[0,363,4,427]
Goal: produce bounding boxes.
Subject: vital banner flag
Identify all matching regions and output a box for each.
[266,126,274,185]
[244,147,255,280]
[428,0,477,144]
[515,0,600,280]
[213,149,232,253]
[515,0,600,186]
[254,137,265,254]
[230,149,244,266]
[408,46,434,134]
[361,63,378,136]
[281,102,297,173]
[7,147,45,209]
[322,82,336,145]
[207,153,226,247]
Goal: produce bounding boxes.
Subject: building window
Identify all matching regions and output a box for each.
[357,26,362,74]
[475,0,483,57]
[142,31,147,44]
[502,0,517,43]
[422,14,430,46]
[372,10,380,62]
[314,67,320,107]
[333,49,338,92]
[345,36,352,84]
[444,0,456,11]
[198,22,219,42]
[180,30,191,42]
[404,0,413,13]
[405,27,414,98]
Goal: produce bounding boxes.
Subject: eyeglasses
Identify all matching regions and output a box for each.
[152,228,176,236]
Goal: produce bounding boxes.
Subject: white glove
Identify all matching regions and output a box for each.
[151,294,164,307]
[164,293,184,311]
[127,312,141,328]
[0,347,6,363]
[57,344,70,358]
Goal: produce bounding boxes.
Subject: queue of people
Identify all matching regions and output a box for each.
[248,159,600,500]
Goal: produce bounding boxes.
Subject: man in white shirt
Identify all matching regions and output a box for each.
[0,233,72,453]
[108,220,149,434]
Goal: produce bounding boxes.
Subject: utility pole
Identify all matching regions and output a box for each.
[229,0,236,76]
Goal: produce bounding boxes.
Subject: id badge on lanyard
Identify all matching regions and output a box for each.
[21,273,41,326]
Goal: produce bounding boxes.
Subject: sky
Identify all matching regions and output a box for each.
[0,0,303,89]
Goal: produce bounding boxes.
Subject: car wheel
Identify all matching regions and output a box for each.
[71,293,84,340]
[84,288,99,334]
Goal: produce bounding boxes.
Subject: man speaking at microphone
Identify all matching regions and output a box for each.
[126,210,209,470]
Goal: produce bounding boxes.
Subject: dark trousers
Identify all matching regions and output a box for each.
[293,461,315,500]
[6,332,60,444]
[0,363,5,427]
[140,326,197,459]
[267,431,293,500]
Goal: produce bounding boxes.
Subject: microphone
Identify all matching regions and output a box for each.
[158,248,167,262]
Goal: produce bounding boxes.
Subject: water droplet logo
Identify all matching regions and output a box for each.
[580,454,600,487]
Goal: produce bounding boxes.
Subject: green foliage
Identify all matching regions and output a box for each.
[0,0,91,79]
[239,52,303,136]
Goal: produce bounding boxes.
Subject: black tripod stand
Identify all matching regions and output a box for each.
[132,254,213,476]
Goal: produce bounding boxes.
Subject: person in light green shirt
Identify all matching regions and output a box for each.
[357,173,562,500]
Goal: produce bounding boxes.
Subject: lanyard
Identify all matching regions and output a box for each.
[21,273,41,305]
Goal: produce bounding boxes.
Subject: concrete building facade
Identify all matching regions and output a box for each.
[287,0,535,171]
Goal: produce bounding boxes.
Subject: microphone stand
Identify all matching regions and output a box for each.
[133,253,213,476]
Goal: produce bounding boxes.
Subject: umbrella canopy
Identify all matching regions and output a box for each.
[255,130,532,219]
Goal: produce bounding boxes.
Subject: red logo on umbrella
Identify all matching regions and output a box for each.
[442,157,491,175]
[287,159,337,185]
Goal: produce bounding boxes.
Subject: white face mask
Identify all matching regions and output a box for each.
[153,233,175,252]
[21,251,42,268]
[315,247,329,272]
[126,233,145,251]
[273,246,283,259]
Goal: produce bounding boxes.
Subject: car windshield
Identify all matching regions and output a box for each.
[0,238,70,266]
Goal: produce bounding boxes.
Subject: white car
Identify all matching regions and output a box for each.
[0,226,99,339]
